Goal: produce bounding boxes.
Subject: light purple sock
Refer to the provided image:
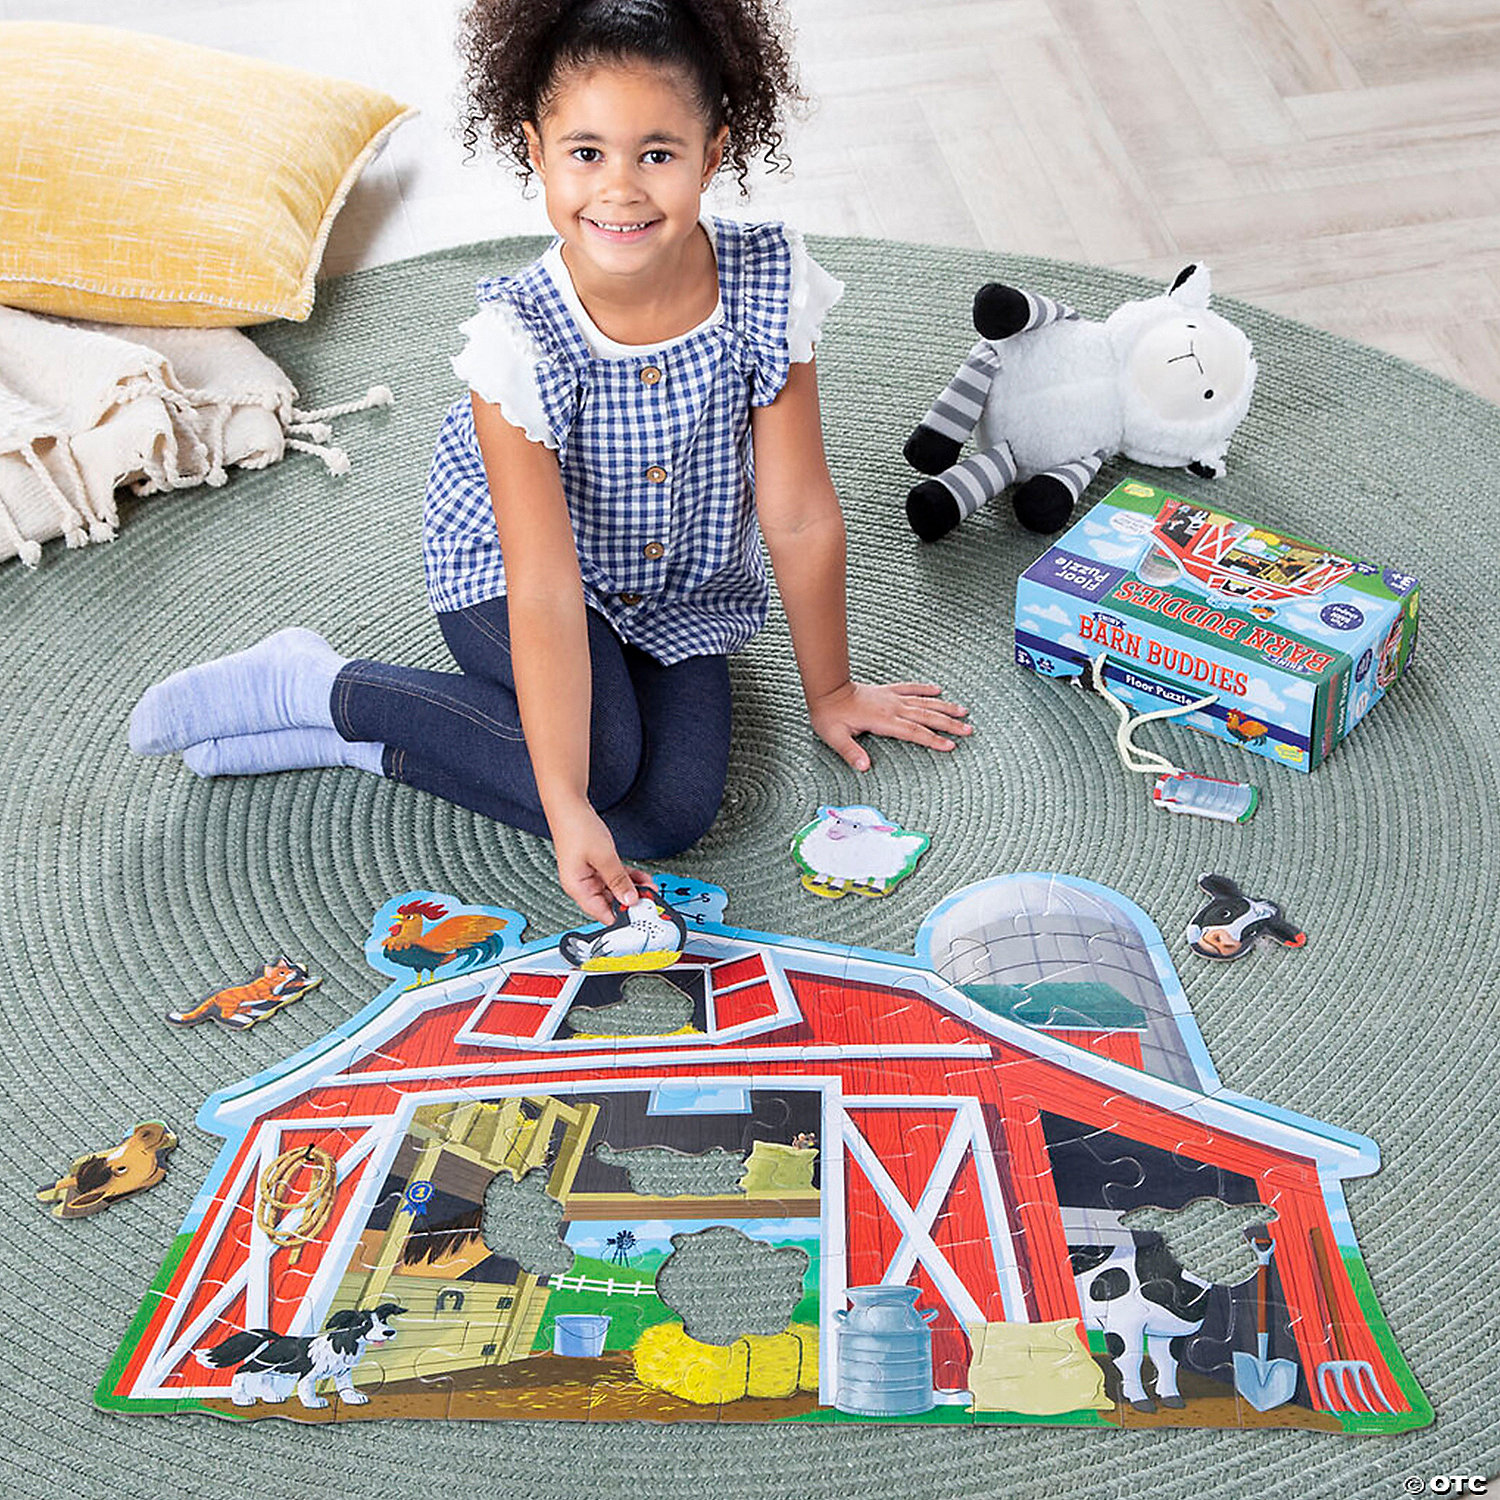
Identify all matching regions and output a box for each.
[130,628,346,755]
[181,728,385,778]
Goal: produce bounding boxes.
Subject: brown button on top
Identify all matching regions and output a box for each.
[639,365,663,385]
[645,465,668,484]
[619,592,643,605]
[643,541,665,560]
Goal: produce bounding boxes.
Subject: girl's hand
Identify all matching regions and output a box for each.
[549,800,648,923]
[808,680,972,772]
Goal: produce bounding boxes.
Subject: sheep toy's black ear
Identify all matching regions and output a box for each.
[1168,263,1212,308]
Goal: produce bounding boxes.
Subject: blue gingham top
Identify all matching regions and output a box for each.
[422,217,840,664]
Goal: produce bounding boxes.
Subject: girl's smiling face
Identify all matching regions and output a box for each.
[524,62,727,287]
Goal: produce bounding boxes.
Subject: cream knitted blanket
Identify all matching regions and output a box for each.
[0,306,391,566]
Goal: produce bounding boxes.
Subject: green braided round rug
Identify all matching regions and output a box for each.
[2,237,1494,1499]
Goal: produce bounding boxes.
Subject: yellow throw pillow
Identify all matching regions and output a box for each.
[0,23,415,327]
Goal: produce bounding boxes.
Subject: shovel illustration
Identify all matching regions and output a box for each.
[1232,1230,1298,1412]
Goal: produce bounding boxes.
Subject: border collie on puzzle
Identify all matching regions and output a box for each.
[195,1303,406,1409]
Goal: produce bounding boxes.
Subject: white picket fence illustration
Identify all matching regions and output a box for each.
[549,1272,657,1298]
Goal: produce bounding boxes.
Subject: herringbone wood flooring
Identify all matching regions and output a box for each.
[10,0,1500,400]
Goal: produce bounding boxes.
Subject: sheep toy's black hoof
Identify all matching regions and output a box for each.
[973,283,1032,341]
[1012,475,1074,534]
[906,480,962,542]
[903,424,962,475]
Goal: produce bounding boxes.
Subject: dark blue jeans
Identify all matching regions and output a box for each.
[330,597,732,859]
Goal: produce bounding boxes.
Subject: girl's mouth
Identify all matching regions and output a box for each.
[582,216,659,241]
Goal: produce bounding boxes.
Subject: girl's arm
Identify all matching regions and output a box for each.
[472,393,643,920]
[752,359,971,770]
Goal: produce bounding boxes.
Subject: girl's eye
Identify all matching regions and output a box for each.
[642,150,674,166]
[571,147,602,164]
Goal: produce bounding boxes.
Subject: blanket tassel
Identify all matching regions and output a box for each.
[284,385,394,478]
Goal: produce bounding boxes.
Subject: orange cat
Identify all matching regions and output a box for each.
[167,957,320,1030]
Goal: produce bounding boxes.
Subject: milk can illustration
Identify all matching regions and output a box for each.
[833,1285,938,1416]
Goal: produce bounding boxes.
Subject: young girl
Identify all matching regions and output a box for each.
[130,0,971,923]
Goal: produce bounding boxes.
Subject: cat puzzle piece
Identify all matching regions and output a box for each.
[36,1120,177,1219]
[789,803,929,899]
[1185,874,1306,961]
[167,956,321,1029]
[559,888,688,972]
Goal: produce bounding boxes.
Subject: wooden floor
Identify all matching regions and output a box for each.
[11,0,1500,402]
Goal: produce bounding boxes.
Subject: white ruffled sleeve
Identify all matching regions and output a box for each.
[450,301,557,449]
[785,227,845,364]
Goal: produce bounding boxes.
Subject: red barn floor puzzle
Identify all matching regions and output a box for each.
[98,875,1430,1432]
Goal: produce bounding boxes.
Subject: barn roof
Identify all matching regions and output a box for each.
[198,886,1377,1180]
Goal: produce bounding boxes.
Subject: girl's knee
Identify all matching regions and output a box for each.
[586,737,641,812]
[611,783,723,861]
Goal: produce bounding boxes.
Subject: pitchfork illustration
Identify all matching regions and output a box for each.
[1309,1225,1395,1413]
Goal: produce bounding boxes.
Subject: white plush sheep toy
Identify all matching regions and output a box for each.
[790,804,930,900]
[904,264,1257,539]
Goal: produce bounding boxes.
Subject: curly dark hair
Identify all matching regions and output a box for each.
[457,0,804,193]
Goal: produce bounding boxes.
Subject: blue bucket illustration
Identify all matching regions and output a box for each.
[553,1314,611,1357]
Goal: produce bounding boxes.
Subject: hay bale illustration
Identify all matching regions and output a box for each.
[632,1321,819,1403]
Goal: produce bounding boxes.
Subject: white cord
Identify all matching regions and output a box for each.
[1086,652,1217,777]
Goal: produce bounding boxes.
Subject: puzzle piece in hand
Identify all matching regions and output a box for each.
[98,874,1427,1433]
[789,803,929,899]
[559,888,688,972]
[166,957,321,1030]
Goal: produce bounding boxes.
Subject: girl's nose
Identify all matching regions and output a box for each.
[600,162,644,201]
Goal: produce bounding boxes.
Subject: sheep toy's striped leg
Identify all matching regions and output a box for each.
[906,440,1018,542]
[1012,449,1108,534]
[903,340,1002,476]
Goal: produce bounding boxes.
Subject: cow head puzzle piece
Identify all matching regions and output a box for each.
[1185,874,1306,961]
[98,872,1426,1433]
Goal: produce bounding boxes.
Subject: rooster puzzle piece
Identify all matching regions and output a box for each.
[790,803,930,899]
[167,957,321,1030]
[378,897,514,983]
[98,874,1426,1433]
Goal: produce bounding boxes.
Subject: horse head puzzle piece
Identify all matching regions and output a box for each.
[790,804,930,899]
[38,1121,178,1219]
[1185,873,1306,961]
[98,874,1425,1432]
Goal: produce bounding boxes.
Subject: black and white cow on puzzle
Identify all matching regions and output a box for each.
[1070,1237,1211,1410]
[1185,873,1305,961]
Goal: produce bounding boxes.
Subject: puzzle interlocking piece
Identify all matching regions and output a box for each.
[97,872,1428,1432]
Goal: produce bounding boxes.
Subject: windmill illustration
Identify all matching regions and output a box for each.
[606,1229,637,1266]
